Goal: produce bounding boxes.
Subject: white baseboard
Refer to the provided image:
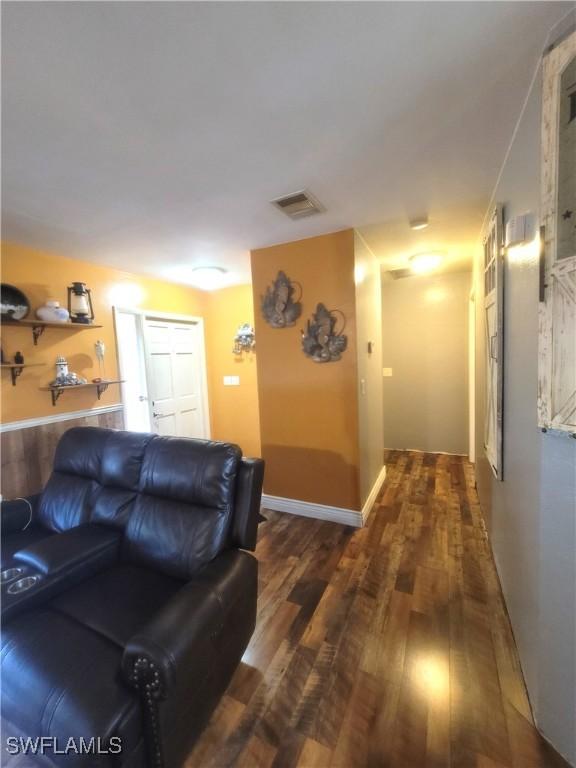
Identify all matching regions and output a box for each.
[386,447,467,456]
[261,494,363,528]
[261,465,387,529]
[0,404,124,433]
[361,464,387,524]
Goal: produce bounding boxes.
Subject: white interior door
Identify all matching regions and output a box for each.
[144,319,208,439]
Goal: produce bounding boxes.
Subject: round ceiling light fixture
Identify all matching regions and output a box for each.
[409,215,429,231]
[409,251,444,275]
[190,266,228,291]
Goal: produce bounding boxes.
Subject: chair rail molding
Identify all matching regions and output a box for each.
[0,403,123,433]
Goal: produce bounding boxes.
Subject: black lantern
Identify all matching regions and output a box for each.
[67,282,94,324]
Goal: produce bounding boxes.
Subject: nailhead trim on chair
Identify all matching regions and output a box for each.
[132,657,165,768]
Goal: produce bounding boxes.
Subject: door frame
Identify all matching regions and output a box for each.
[113,307,211,439]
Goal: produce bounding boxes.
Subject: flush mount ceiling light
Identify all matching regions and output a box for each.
[409,215,429,231]
[190,266,228,291]
[409,251,444,275]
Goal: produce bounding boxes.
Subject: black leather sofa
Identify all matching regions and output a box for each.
[1,426,264,768]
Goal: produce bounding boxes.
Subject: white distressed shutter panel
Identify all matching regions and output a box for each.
[484,205,504,479]
[539,32,576,435]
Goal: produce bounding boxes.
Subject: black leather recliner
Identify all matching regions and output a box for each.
[1,427,121,568]
[1,427,264,768]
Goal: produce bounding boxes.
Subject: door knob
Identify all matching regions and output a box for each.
[152,412,160,418]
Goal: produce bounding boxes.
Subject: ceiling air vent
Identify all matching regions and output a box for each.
[271,190,324,219]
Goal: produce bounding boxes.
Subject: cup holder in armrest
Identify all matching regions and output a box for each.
[1,567,26,583]
[3,526,121,623]
[7,575,42,595]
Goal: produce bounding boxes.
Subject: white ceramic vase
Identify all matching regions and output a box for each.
[36,300,70,323]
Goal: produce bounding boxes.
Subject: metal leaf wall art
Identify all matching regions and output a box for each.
[261,271,302,328]
[301,303,347,363]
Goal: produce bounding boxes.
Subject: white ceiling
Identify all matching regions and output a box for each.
[2,2,572,287]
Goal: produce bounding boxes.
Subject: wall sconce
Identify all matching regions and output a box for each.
[505,212,536,248]
[507,234,540,265]
[232,323,255,355]
[505,211,540,268]
[67,282,94,324]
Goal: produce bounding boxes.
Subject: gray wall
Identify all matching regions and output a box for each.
[381,270,470,454]
[474,27,576,764]
[354,231,385,504]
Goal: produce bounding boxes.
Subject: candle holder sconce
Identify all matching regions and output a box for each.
[232,323,256,355]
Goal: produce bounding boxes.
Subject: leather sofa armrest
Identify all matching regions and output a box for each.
[13,524,121,575]
[122,549,258,698]
[232,458,265,550]
[3,526,122,623]
[1,495,40,535]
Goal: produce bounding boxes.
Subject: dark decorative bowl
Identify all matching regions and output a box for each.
[0,284,30,320]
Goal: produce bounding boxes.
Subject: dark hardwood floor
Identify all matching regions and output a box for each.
[186,451,570,768]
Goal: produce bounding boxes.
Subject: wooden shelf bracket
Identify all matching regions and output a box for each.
[50,387,64,406]
[32,325,46,345]
[10,366,24,386]
[96,382,110,399]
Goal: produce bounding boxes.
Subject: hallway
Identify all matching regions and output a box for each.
[187,451,569,768]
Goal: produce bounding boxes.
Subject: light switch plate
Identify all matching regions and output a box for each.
[223,375,240,386]
[382,368,393,377]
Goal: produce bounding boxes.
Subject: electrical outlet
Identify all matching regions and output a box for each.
[383,368,393,377]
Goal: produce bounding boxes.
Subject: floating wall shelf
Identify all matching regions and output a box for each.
[40,380,124,407]
[1,319,103,345]
[1,362,46,386]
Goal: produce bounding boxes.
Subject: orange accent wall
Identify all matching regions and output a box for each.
[1,242,206,422]
[204,285,261,458]
[251,229,360,510]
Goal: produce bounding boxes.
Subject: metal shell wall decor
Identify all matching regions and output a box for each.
[261,271,302,328]
[232,323,256,355]
[301,303,347,363]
